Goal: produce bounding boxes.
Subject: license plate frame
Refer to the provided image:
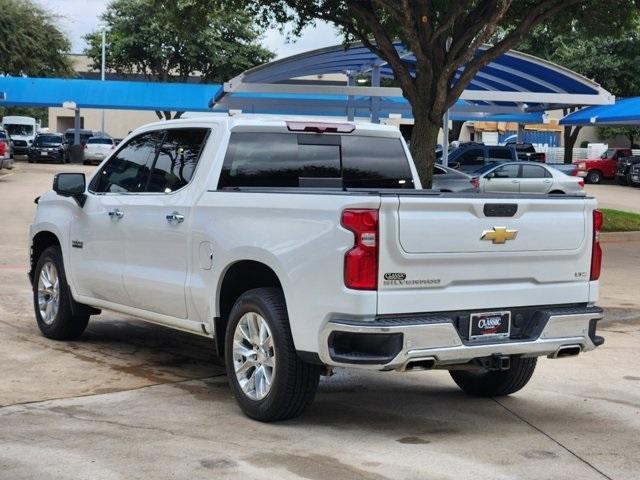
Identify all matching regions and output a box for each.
[41,151,48,156]
[468,311,511,342]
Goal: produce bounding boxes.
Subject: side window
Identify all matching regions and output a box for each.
[521,165,549,178]
[457,148,485,166]
[488,148,514,161]
[218,132,340,188]
[342,136,414,188]
[146,128,209,193]
[493,164,520,178]
[89,132,161,193]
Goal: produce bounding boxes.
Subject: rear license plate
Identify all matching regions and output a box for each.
[469,311,511,341]
[41,151,48,156]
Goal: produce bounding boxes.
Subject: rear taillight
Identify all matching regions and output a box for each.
[578,179,585,188]
[539,153,546,163]
[590,209,603,280]
[341,209,379,290]
[0,141,6,155]
[470,177,480,189]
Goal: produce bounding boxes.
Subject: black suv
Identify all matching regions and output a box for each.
[615,155,640,186]
[437,142,517,173]
[28,134,67,164]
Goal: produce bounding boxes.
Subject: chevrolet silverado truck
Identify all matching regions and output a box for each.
[575,148,632,184]
[29,117,605,422]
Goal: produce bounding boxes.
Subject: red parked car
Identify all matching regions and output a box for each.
[574,148,632,184]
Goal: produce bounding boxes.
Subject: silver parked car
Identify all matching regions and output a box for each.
[472,162,585,195]
[432,164,478,192]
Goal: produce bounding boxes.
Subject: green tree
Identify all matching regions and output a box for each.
[599,126,640,148]
[227,0,638,187]
[0,0,73,77]
[84,0,274,120]
[516,27,640,162]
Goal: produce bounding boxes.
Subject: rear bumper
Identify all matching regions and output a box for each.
[318,306,604,370]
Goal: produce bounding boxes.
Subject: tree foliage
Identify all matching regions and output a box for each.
[516,25,640,162]
[227,0,639,187]
[599,126,640,148]
[84,0,275,119]
[0,0,73,77]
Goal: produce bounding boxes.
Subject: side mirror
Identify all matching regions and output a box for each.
[53,173,87,207]
[486,172,495,179]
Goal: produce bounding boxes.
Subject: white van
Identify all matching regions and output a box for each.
[1,116,39,155]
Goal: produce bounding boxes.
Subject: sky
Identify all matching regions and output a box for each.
[37,0,342,58]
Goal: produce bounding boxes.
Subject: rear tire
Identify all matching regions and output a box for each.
[450,357,537,397]
[224,287,321,422]
[586,170,603,184]
[33,246,89,340]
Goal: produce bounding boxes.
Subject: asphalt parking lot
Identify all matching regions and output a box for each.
[1,162,639,480]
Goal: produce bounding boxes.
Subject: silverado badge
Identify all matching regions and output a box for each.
[481,227,518,244]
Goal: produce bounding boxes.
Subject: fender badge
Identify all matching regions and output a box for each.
[72,240,83,249]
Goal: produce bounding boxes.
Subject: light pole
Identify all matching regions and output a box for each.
[100,27,106,135]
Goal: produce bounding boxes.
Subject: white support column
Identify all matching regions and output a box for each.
[370,65,381,124]
[442,109,450,167]
[347,74,355,121]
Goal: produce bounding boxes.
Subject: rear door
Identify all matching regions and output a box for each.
[519,164,552,193]
[121,127,209,319]
[377,194,593,315]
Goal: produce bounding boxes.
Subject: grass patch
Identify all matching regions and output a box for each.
[601,208,640,232]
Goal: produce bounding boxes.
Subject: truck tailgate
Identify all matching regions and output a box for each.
[377,194,595,315]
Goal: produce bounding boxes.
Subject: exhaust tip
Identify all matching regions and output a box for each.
[403,358,436,371]
[551,345,581,358]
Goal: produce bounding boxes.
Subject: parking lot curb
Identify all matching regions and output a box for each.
[601,231,640,243]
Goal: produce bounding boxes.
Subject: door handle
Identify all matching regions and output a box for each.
[108,209,124,220]
[511,180,520,183]
[166,211,185,224]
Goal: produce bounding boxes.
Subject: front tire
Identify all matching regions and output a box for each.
[450,356,537,397]
[224,287,321,422]
[33,246,89,340]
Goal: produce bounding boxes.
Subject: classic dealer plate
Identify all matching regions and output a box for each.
[469,311,511,341]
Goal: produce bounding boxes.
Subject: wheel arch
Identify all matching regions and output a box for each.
[30,230,61,285]
[215,260,285,356]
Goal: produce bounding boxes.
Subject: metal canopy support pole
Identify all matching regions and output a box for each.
[442,109,450,167]
[370,65,381,124]
[517,123,525,142]
[73,109,81,145]
[347,74,355,121]
[101,28,106,135]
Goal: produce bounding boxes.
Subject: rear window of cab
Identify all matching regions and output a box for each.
[218,132,414,190]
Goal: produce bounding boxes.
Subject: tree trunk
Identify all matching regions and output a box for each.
[410,115,441,189]
[450,121,464,142]
[563,125,582,164]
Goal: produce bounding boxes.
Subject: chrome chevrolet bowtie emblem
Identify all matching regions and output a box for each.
[481,227,518,244]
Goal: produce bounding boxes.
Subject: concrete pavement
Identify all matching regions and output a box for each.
[585,182,640,214]
[1,162,639,480]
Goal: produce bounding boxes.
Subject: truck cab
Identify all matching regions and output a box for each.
[574,148,632,184]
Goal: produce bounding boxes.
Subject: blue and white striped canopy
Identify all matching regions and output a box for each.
[217,42,612,119]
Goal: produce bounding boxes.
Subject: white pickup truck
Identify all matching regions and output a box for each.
[29,117,604,422]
